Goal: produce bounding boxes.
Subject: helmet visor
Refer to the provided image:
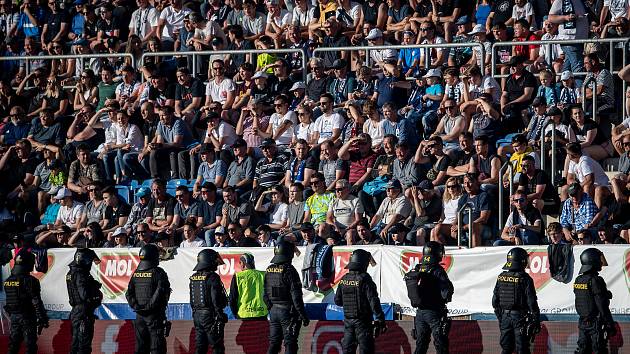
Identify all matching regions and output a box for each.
[601,254,608,267]
[368,254,377,267]
[217,254,226,266]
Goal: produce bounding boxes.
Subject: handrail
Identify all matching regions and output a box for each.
[540,120,557,187]
[0,53,136,76]
[456,202,474,248]
[490,37,630,78]
[623,39,630,119]
[141,48,308,81]
[498,160,514,231]
[582,76,598,122]
[312,42,486,74]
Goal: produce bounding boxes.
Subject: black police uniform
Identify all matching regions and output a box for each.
[189,249,228,354]
[4,250,49,354]
[334,249,386,354]
[264,241,309,354]
[492,247,540,354]
[406,241,453,354]
[66,248,103,354]
[125,244,172,354]
[574,248,616,354]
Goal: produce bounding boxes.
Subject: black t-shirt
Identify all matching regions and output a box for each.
[43,90,68,115]
[3,156,38,192]
[453,0,475,18]
[517,169,559,204]
[235,237,261,247]
[113,5,131,39]
[142,119,159,142]
[175,78,204,106]
[104,202,132,229]
[250,83,273,106]
[44,11,70,42]
[147,196,176,222]
[306,76,332,102]
[504,71,537,104]
[97,18,123,38]
[436,0,454,16]
[572,119,606,146]
[450,149,474,167]
[491,0,514,25]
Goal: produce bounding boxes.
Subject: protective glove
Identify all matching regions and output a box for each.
[373,319,387,338]
[301,317,310,327]
[605,322,617,337]
[217,312,228,323]
[37,319,49,335]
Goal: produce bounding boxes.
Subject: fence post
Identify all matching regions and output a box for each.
[498,161,514,231]
[456,203,474,248]
[540,121,557,187]
[582,76,598,122]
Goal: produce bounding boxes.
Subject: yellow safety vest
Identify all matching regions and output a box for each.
[235,269,268,318]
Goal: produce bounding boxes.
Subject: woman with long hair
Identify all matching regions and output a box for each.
[430,177,464,245]
[49,41,76,80]
[125,35,144,67]
[292,103,316,147]
[73,69,99,111]
[361,100,384,149]
[42,75,69,118]
[69,221,106,248]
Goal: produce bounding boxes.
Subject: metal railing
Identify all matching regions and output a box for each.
[312,42,486,72]
[0,53,136,77]
[141,48,308,80]
[540,120,557,187]
[490,38,629,78]
[582,76,598,122]
[456,202,474,248]
[498,161,515,230]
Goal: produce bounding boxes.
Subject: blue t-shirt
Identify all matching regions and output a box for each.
[425,84,444,111]
[398,48,420,72]
[71,13,84,36]
[157,118,196,147]
[376,76,397,108]
[197,160,228,184]
[475,4,491,26]
[536,85,560,105]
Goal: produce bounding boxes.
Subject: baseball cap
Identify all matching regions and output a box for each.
[468,24,485,35]
[199,143,212,154]
[560,71,574,81]
[215,226,226,235]
[423,68,442,78]
[54,187,72,200]
[418,180,434,191]
[365,28,383,40]
[290,81,306,91]
[252,71,268,79]
[259,138,276,148]
[113,227,127,237]
[455,15,470,25]
[300,222,315,231]
[232,138,247,148]
[331,59,347,70]
[386,179,402,190]
[73,0,87,5]
[135,187,151,198]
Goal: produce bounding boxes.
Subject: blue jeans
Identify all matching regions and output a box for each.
[102,150,119,182]
[122,152,150,180]
[561,44,584,86]
[204,229,216,247]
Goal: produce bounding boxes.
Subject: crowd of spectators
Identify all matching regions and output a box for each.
[1,0,630,250]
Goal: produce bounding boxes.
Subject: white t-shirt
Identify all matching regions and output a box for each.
[56,202,85,227]
[335,2,362,28]
[210,121,237,150]
[179,238,206,247]
[292,6,315,27]
[604,0,630,20]
[363,119,384,147]
[205,77,236,104]
[314,113,344,143]
[512,2,534,20]
[329,196,363,228]
[468,75,500,102]
[266,202,288,225]
[159,6,192,40]
[129,6,159,39]
[568,155,611,187]
[266,9,293,29]
[419,37,447,64]
[539,33,564,63]
[294,122,314,142]
[196,20,227,44]
[270,111,297,145]
[443,197,461,224]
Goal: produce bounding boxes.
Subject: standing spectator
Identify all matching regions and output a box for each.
[548,0,588,79]
[494,190,543,246]
[198,182,223,246]
[149,105,195,179]
[560,182,599,243]
[129,0,159,44]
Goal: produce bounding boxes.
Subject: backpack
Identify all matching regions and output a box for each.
[362,175,389,196]
[405,264,432,307]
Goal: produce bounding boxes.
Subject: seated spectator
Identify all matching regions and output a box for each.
[392,141,420,192]
[536,70,560,106]
[67,144,105,200]
[381,102,417,148]
[254,184,288,231]
[397,31,420,78]
[467,93,501,146]
[305,58,332,105]
[558,71,580,109]
[31,153,65,214]
[453,173,491,247]
[389,223,413,246]
[546,222,568,245]
[174,67,204,122]
[96,66,117,110]
[264,94,297,149]
[355,218,385,245]
[534,19,564,74]
[213,226,234,247]
[417,21,447,68]
[312,93,344,145]
[149,105,195,179]
[293,104,316,147]
[236,97,270,155]
[576,228,593,245]
[221,186,253,228]
[101,110,144,184]
[338,133,376,193]
[372,62,401,108]
[191,144,228,197]
[326,179,362,243]
[500,55,536,132]
[204,59,236,117]
[522,97,549,148]
[38,225,73,248]
[409,181,443,245]
[415,136,451,187]
[180,221,206,247]
[448,17,473,68]
[253,138,289,196]
[26,108,63,154]
[512,19,539,65]
[256,224,277,247]
[224,139,255,193]
[494,190,543,246]
[285,139,317,188]
[502,134,540,182]
[145,179,176,244]
[133,222,155,247]
[327,59,355,107]
[197,182,223,246]
[562,142,611,211]
[228,222,260,247]
[431,176,464,245]
[432,99,466,153]
[39,188,84,243]
[76,182,107,235]
[318,139,345,191]
[0,139,37,198]
[285,182,306,231]
[447,132,475,176]
[123,187,151,235]
[598,224,628,244]
[169,186,203,240]
[304,172,335,232]
[517,155,560,214]
[157,0,192,50]
[69,221,106,248]
[560,182,600,244]
[568,104,613,162]
[370,179,412,240]
[109,227,133,248]
[611,135,630,203]
[1,106,31,146]
[583,53,615,117]
[101,186,131,237]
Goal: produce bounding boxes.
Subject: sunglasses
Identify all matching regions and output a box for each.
[335,188,344,192]
[623,142,630,147]
[319,101,330,105]
[512,198,525,203]
[445,106,456,110]
[420,27,433,31]
[446,184,458,188]
[227,229,237,232]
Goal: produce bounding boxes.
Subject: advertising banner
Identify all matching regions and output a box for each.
[3,245,630,319]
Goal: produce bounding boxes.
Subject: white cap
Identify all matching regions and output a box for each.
[252,71,268,79]
[290,81,306,91]
[365,28,383,40]
[423,68,443,78]
[468,24,486,35]
[54,187,72,200]
[560,70,574,81]
[113,227,127,237]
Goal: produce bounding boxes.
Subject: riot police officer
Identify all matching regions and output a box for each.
[492,247,541,354]
[334,249,386,354]
[404,241,453,354]
[66,248,103,354]
[190,249,228,354]
[574,248,617,353]
[4,250,49,354]
[125,244,171,354]
[264,241,310,354]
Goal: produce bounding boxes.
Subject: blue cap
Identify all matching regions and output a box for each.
[455,15,470,25]
[136,187,151,198]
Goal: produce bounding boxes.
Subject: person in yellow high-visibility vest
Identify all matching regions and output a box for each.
[229,253,268,320]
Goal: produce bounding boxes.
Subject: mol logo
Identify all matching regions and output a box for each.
[97,253,140,298]
[400,250,453,274]
[524,251,552,291]
[215,253,244,290]
[332,249,353,285]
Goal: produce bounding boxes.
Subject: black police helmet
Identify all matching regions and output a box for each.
[137,244,160,271]
[193,249,225,271]
[503,247,529,271]
[345,249,375,272]
[271,241,295,264]
[579,248,607,274]
[73,248,100,269]
[422,241,445,264]
[12,249,35,275]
